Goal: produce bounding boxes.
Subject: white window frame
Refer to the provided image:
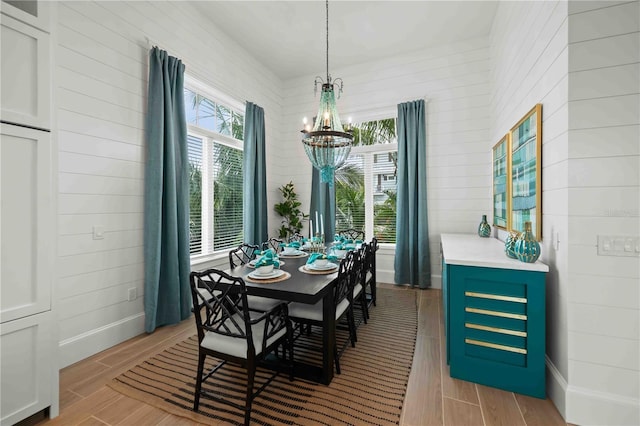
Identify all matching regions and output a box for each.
[348,141,398,245]
[185,76,244,264]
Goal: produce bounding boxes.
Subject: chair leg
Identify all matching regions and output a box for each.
[193,352,206,411]
[245,360,256,426]
[287,327,295,381]
[371,276,377,306]
[334,342,341,375]
[347,310,357,346]
[360,292,368,323]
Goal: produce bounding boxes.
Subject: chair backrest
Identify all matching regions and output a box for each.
[288,233,305,243]
[338,228,365,241]
[356,242,369,285]
[190,268,254,350]
[261,237,284,253]
[335,250,357,306]
[369,237,378,269]
[228,243,260,269]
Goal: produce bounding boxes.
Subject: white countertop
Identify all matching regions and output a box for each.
[441,234,549,272]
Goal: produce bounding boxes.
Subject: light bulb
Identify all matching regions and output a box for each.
[303,117,308,125]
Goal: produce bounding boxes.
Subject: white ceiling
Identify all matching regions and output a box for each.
[191,1,499,80]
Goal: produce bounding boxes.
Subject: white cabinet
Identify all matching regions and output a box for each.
[0,0,50,32]
[0,1,56,424]
[0,12,51,130]
[0,311,54,426]
[0,124,52,324]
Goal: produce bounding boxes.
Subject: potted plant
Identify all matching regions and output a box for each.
[274,181,308,240]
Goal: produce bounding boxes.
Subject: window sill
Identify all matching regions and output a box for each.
[190,251,228,270]
[378,243,395,253]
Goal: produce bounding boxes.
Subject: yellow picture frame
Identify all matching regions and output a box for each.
[492,135,509,229]
[509,104,542,241]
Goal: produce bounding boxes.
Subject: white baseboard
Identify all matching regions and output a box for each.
[377,270,394,284]
[566,383,640,426]
[546,356,568,419]
[546,356,640,426]
[376,272,443,289]
[58,313,145,368]
[431,274,442,289]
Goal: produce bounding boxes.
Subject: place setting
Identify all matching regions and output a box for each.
[278,242,309,258]
[299,253,339,275]
[248,258,285,268]
[246,250,290,283]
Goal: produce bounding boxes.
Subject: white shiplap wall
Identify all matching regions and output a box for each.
[489,0,570,416]
[566,2,640,425]
[278,38,492,285]
[56,0,283,368]
[491,1,640,424]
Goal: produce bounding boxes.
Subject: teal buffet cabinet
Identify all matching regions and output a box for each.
[441,234,549,398]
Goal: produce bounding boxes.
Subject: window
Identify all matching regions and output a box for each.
[185,84,244,257]
[335,118,397,243]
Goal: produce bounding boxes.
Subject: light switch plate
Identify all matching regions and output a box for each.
[93,226,105,240]
[598,235,640,257]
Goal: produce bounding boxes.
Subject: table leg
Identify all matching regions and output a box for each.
[321,290,335,385]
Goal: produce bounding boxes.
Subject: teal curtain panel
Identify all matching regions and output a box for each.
[143,47,192,333]
[310,167,336,241]
[394,99,431,288]
[243,102,268,246]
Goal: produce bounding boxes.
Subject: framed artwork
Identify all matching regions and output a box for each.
[492,135,509,229]
[510,104,542,240]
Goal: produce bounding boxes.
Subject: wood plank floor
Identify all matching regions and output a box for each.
[30,284,567,426]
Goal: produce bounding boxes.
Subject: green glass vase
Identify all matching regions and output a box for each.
[514,221,540,263]
[504,231,519,259]
[478,215,491,238]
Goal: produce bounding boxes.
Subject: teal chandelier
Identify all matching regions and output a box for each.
[301,0,353,184]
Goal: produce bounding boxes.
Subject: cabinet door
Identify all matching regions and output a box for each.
[0,124,52,323]
[0,1,51,32]
[0,311,53,426]
[0,13,50,129]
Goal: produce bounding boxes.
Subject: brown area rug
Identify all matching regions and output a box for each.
[108,288,417,425]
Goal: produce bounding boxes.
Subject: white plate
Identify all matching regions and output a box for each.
[249,260,284,267]
[279,251,308,258]
[248,269,285,280]
[307,262,338,271]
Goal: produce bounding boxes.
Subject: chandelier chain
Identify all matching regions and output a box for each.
[325,0,329,81]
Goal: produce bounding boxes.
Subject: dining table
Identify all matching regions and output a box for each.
[229,253,339,385]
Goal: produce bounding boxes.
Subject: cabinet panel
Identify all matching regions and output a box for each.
[0,0,50,33]
[1,124,52,322]
[448,263,547,398]
[0,311,53,426]
[0,14,50,129]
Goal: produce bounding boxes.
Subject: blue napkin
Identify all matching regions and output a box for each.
[280,241,301,249]
[306,253,338,265]
[254,250,280,268]
[254,248,276,256]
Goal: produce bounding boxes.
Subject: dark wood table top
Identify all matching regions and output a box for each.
[231,254,337,304]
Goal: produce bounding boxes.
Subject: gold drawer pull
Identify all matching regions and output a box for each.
[465,307,527,320]
[465,291,527,304]
[465,338,527,354]
[465,322,527,337]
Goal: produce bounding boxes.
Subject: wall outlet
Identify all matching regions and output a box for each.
[597,235,640,257]
[127,287,137,301]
